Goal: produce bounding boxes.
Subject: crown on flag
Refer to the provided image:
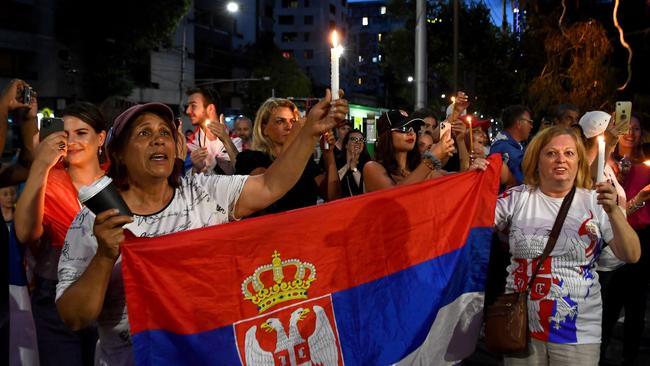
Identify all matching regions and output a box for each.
[241,250,316,313]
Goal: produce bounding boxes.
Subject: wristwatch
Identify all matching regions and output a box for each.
[422,150,442,170]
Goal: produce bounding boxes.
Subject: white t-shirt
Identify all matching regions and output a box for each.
[495,185,614,345]
[56,173,248,366]
[187,128,243,174]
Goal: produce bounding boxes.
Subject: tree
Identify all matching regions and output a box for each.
[522,0,650,118]
[242,34,312,117]
[527,20,615,115]
[382,0,524,117]
[56,0,191,102]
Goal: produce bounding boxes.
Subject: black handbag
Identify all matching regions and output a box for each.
[485,186,576,354]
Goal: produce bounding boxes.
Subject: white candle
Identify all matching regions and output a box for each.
[467,116,473,154]
[331,30,340,101]
[596,135,606,183]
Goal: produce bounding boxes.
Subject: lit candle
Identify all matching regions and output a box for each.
[467,116,473,154]
[596,135,606,183]
[330,30,341,101]
[644,160,650,167]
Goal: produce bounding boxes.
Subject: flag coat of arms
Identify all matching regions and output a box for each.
[122,155,502,365]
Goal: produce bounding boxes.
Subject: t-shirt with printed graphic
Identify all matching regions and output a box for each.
[494,185,614,345]
[56,173,248,366]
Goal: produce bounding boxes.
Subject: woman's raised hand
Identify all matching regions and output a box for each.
[430,132,455,161]
[596,181,619,214]
[306,89,349,137]
[33,131,67,170]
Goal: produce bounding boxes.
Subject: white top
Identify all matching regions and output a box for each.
[495,185,614,344]
[187,128,243,174]
[56,173,248,366]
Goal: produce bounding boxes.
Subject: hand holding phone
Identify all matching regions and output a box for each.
[439,121,452,139]
[39,117,65,141]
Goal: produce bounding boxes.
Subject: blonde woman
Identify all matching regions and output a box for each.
[235,97,340,215]
[494,126,640,365]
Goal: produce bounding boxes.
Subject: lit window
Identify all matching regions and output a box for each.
[357,78,362,85]
[380,6,386,15]
[362,17,368,26]
[372,57,377,63]
[378,54,382,61]
[358,55,363,63]
[378,33,382,42]
[282,51,293,59]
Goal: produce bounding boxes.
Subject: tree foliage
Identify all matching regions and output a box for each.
[57,0,191,102]
[528,20,615,114]
[382,0,524,117]
[243,35,312,117]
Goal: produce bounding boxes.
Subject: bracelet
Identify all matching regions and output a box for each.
[628,196,646,213]
[422,151,442,170]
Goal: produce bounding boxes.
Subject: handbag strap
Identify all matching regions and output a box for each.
[526,186,576,291]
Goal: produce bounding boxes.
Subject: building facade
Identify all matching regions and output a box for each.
[274,0,349,89]
[346,0,401,106]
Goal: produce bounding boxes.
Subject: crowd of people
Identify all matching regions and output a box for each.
[1,77,649,366]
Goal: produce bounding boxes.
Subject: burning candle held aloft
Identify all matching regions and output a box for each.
[596,135,606,183]
[330,30,343,101]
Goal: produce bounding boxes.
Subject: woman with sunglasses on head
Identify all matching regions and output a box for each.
[338,129,371,197]
[15,102,106,365]
[235,97,340,215]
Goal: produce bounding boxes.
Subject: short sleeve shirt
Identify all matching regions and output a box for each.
[494,185,614,344]
[56,174,247,366]
[490,131,525,185]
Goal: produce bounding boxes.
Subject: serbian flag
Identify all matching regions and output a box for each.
[122,155,502,366]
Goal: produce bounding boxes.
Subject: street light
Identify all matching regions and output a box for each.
[407,76,414,83]
[226,2,239,13]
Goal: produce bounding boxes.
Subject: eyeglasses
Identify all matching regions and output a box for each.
[391,126,415,134]
[520,117,534,126]
[349,136,365,143]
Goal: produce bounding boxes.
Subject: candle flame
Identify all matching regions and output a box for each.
[597,135,605,143]
[331,30,338,47]
[644,160,650,167]
[467,116,472,124]
[451,96,456,103]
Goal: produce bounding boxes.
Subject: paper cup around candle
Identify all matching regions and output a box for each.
[78,176,133,217]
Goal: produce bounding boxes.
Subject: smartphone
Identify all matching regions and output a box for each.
[613,101,632,135]
[20,86,34,105]
[439,121,452,139]
[39,117,65,141]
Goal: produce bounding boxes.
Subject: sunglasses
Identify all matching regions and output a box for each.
[349,136,365,143]
[391,126,416,134]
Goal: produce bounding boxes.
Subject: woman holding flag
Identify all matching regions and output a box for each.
[55,90,348,365]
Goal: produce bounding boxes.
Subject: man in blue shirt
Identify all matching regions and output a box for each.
[490,105,533,185]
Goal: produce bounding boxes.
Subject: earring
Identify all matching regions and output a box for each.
[99,146,103,156]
